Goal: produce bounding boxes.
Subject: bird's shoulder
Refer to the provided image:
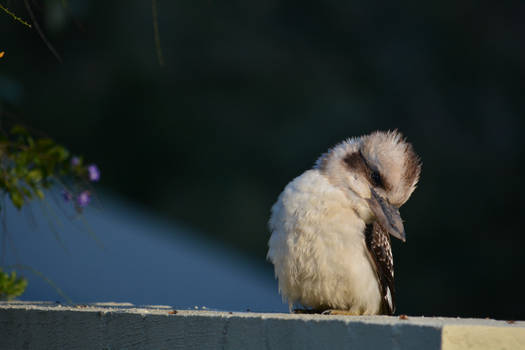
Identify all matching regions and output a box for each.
[269,169,350,232]
[281,169,343,202]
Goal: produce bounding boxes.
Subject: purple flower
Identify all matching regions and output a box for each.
[77,191,91,207]
[71,157,80,166]
[87,164,100,182]
[62,189,73,202]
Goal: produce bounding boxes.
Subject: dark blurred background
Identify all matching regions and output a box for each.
[1,1,524,319]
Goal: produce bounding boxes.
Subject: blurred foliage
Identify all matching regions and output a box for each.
[0,123,97,213]
[0,121,100,300]
[1,124,68,209]
[0,269,27,300]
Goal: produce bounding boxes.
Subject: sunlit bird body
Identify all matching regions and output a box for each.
[267,131,421,315]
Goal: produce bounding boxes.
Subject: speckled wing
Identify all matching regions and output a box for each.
[365,222,395,315]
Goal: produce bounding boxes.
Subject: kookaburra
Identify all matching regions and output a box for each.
[267,130,421,315]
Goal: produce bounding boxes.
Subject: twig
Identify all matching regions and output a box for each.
[23,0,62,63]
[0,2,32,28]
[152,0,164,66]
[8,264,73,304]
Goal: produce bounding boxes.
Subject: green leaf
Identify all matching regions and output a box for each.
[48,145,70,162]
[21,187,32,198]
[26,169,42,183]
[36,138,54,150]
[9,190,24,209]
[15,152,29,168]
[34,188,44,199]
[10,125,28,136]
[0,269,27,301]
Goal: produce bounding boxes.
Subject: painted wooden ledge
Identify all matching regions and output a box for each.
[0,301,524,349]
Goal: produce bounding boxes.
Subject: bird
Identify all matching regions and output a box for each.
[267,130,421,315]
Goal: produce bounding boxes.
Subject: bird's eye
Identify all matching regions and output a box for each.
[371,170,383,187]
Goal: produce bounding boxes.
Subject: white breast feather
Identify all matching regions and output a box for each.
[267,169,382,314]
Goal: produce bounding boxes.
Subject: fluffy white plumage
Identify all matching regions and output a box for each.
[267,131,420,315]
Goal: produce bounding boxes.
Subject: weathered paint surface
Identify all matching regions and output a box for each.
[0,302,523,350]
[442,325,525,350]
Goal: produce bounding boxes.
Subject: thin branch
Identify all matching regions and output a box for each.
[23,0,62,63]
[8,264,73,304]
[1,196,7,266]
[152,0,164,66]
[0,2,32,28]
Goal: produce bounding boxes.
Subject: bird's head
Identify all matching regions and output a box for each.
[316,130,421,242]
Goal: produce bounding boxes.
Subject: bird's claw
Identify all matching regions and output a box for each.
[322,309,360,316]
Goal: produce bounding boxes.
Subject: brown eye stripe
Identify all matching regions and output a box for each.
[343,152,369,178]
[343,151,389,190]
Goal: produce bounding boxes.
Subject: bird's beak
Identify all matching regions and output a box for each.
[366,188,406,242]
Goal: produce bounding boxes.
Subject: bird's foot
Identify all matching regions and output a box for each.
[293,308,324,314]
[321,309,360,316]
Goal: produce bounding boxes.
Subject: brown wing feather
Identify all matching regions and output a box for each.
[365,222,396,315]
